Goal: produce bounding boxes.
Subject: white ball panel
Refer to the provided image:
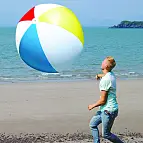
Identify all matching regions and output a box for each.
[36,23,83,71]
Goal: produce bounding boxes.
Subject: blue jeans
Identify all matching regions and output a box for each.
[89,110,124,143]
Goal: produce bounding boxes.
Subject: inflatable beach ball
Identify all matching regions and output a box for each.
[16,4,84,73]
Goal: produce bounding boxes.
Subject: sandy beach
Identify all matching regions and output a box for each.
[0,79,142,142]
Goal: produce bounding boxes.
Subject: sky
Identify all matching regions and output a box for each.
[0,0,143,27]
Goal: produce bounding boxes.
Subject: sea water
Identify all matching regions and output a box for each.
[0,27,143,82]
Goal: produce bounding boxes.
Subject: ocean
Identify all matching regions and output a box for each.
[0,27,143,83]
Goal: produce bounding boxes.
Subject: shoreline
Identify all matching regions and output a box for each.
[1,77,143,84]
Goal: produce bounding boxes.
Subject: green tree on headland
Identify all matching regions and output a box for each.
[110,21,143,28]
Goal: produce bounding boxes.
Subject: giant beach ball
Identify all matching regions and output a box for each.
[16,4,84,73]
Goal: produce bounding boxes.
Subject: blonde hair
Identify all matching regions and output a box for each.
[106,56,116,71]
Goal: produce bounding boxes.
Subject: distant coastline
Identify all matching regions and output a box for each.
[109,21,143,28]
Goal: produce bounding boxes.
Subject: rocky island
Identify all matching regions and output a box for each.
[110,21,143,28]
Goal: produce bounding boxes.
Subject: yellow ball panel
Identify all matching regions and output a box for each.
[38,6,84,45]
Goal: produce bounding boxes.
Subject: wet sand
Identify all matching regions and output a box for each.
[0,79,142,142]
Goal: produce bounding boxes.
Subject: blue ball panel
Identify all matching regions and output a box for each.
[19,24,58,73]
